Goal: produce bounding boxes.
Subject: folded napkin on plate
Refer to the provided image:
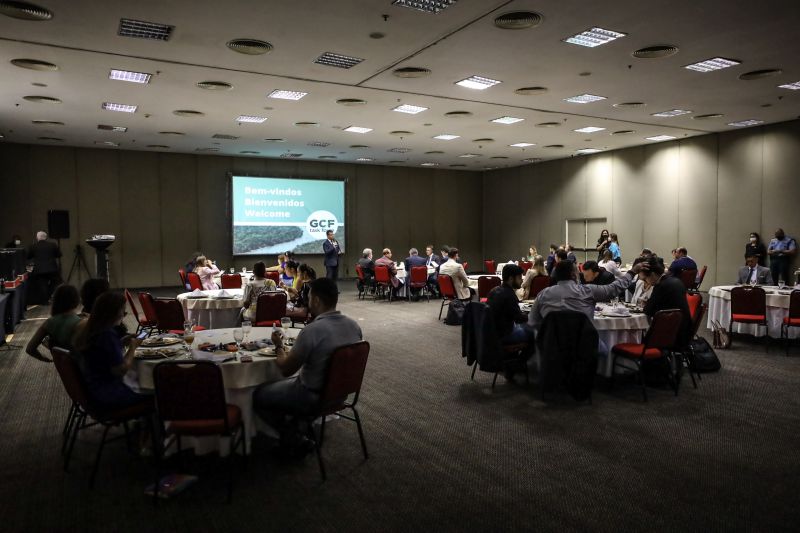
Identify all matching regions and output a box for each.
[190,288,205,296]
[217,289,231,297]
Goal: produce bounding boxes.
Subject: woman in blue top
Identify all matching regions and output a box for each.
[608,233,622,264]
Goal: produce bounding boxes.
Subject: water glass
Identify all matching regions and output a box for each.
[233,328,244,346]
[778,277,786,290]
[242,320,251,340]
[242,266,247,274]
[281,317,291,336]
[229,267,235,274]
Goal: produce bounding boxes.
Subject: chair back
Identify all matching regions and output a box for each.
[529,275,551,299]
[483,260,496,274]
[789,290,800,320]
[689,303,707,340]
[255,291,287,326]
[461,302,504,372]
[51,347,95,414]
[730,286,767,317]
[679,269,698,291]
[178,268,187,288]
[409,266,428,286]
[686,293,702,322]
[536,311,598,400]
[153,361,229,426]
[265,271,280,284]
[138,292,159,324]
[695,265,707,290]
[644,309,684,350]
[186,272,203,291]
[153,299,187,331]
[124,289,142,323]
[355,264,365,281]
[374,265,391,284]
[438,274,456,300]
[317,341,370,415]
[220,273,242,289]
[519,261,533,273]
[477,276,501,299]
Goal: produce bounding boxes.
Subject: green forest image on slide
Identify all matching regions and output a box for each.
[233,226,303,254]
[293,234,346,254]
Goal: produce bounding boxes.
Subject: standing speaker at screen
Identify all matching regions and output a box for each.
[323,230,342,283]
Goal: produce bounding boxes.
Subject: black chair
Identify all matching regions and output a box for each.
[536,311,599,403]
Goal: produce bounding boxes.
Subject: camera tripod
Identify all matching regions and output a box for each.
[66,244,92,284]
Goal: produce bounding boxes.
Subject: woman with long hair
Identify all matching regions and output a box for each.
[242,261,278,321]
[286,263,317,320]
[25,284,81,362]
[520,255,548,299]
[608,233,622,264]
[596,229,610,261]
[194,255,221,290]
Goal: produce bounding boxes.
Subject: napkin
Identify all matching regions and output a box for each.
[218,289,231,297]
[190,288,205,296]
[192,349,234,363]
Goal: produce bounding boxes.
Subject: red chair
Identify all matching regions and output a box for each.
[477,275,501,303]
[52,347,154,488]
[220,273,242,289]
[408,266,430,301]
[138,292,160,330]
[611,309,684,401]
[355,264,373,300]
[437,274,457,320]
[178,268,187,289]
[483,260,496,274]
[529,275,551,300]
[153,298,206,334]
[781,290,800,355]
[373,265,393,303]
[679,269,698,292]
[683,293,706,388]
[186,272,203,291]
[265,271,280,284]
[519,261,533,274]
[152,361,245,502]
[125,289,156,336]
[729,286,768,348]
[302,341,370,481]
[254,291,287,327]
[694,265,707,291]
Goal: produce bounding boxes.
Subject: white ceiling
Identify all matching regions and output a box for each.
[1,0,799,171]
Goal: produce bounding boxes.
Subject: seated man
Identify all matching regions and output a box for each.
[424,244,440,296]
[581,260,615,286]
[549,249,571,280]
[357,248,375,292]
[638,255,693,348]
[253,278,363,454]
[404,247,429,299]
[439,247,472,300]
[375,248,402,296]
[487,264,535,347]
[668,247,697,277]
[736,254,773,285]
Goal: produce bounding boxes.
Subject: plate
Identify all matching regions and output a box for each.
[257,347,276,356]
[142,337,183,347]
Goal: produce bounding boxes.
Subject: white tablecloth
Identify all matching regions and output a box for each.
[212,271,253,289]
[178,289,245,329]
[707,285,797,339]
[132,327,297,454]
[593,307,650,377]
[467,274,502,290]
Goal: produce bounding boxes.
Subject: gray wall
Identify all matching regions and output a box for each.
[482,119,800,288]
[0,144,483,288]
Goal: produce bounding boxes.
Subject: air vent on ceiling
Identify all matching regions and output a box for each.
[11,58,57,71]
[118,18,174,41]
[240,150,259,155]
[295,121,319,127]
[173,109,205,117]
[494,11,542,29]
[31,120,63,126]
[390,130,414,136]
[97,124,128,132]
[0,1,52,20]
[31,82,47,87]
[472,138,494,143]
[536,122,560,128]
[37,136,63,141]
[226,38,273,55]
[490,156,509,159]
[392,67,431,78]
[212,134,239,140]
[314,52,363,69]
[632,45,679,59]
[349,144,369,149]
[738,69,782,80]
[280,152,303,158]
[514,86,547,95]
[264,138,286,142]
[197,81,233,91]
[159,131,184,136]
[444,110,473,118]
[425,151,445,154]
[196,147,220,152]
[308,142,330,147]
[613,102,646,108]
[544,144,565,149]
[391,0,457,14]
[23,95,60,103]
[692,113,724,120]
[388,160,405,164]
[610,130,635,135]
[146,144,170,149]
[336,98,367,106]
[388,147,411,153]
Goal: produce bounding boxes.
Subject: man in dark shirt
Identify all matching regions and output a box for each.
[581,260,615,286]
[357,248,375,293]
[668,247,697,277]
[27,230,62,303]
[486,264,534,346]
[640,255,692,347]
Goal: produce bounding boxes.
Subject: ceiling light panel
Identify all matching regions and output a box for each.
[564,93,607,104]
[102,102,137,113]
[563,27,626,48]
[314,52,364,69]
[308,142,330,147]
[118,18,174,41]
[391,0,457,14]
[236,115,267,123]
[778,81,800,90]
[356,157,374,162]
[434,134,460,140]
[458,153,480,158]
[420,162,439,167]
[388,147,411,153]
[491,116,524,124]
[652,109,692,117]
[684,57,740,72]
[97,124,127,132]
[455,75,501,90]
[646,135,676,141]
[576,148,603,154]
[573,126,605,133]
[393,104,429,114]
[344,126,372,133]
[509,142,535,147]
[108,69,152,84]
[728,119,764,127]
[268,89,308,100]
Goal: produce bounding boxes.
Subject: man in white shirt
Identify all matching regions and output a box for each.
[439,248,472,300]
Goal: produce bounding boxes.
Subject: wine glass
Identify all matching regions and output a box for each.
[281,317,291,337]
[242,320,251,342]
[183,321,195,347]
[233,328,244,347]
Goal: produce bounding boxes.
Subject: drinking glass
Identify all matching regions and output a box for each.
[778,277,786,290]
[242,320,251,341]
[242,266,247,274]
[229,267,235,274]
[233,328,244,347]
[281,317,291,337]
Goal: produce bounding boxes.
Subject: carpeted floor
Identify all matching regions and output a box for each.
[0,285,798,532]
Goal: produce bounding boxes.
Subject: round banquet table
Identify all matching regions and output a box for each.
[212,270,253,289]
[707,285,798,339]
[394,264,435,297]
[131,326,297,455]
[178,289,245,329]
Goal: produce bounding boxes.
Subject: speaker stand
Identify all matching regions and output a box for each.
[66,245,92,284]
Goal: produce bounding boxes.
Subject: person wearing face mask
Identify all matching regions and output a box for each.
[4,235,22,248]
[744,232,767,267]
[767,228,797,285]
[596,229,611,261]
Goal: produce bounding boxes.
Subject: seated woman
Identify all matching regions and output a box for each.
[598,250,625,278]
[25,284,82,362]
[80,278,110,317]
[286,264,316,321]
[241,261,278,322]
[279,260,299,291]
[519,255,547,299]
[194,255,221,290]
[266,253,286,273]
[280,252,295,286]
[73,292,152,410]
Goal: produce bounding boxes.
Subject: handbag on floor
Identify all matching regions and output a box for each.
[711,320,731,350]
[689,336,722,372]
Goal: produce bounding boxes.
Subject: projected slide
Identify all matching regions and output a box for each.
[231,176,345,255]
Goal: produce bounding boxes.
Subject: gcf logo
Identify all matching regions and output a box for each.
[306,210,338,236]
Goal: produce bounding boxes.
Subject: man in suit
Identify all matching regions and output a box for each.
[27,230,62,303]
[439,248,472,300]
[375,248,402,297]
[737,254,773,285]
[581,261,615,286]
[424,244,440,297]
[322,229,342,283]
[357,248,375,294]
[404,248,428,300]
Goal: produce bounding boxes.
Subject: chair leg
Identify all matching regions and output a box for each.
[227,433,235,503]
[491,372,498,389]
[61,404,77,455]
[470,361,477,380]
[89,425,111,489]
[438,300,445,320]
[308,417,327,481]
[64,412,84,472]
[352,407,369,459]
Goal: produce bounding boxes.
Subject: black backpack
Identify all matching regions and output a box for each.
[444,299,466,325]
[688,336,721,373]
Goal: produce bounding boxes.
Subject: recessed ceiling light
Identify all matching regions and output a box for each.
[314,52,364,69]
[392,67,431,78]
[173,109,205,117]
[391,0,456,14]
[268,89,308,100]
[563,27,626,48]
[509,142,535,147]
[118,18,173,41]
[576,148,603,154]
[433,134,460,140]
[564,93,607,104]
[227,38,273,55]
[94,141,119,147]
[31,120,63,126]
[344,126,372,134]
[420,162,439,167]
[684,57,740,72]
[393,104,428,114]
[109,69,151,84]
[728,119,764,127]
[574,126,606,133]
[458,153,480,158]
[455,75,501,90]
[308,141,330,147]
[97,124,127,132]
[491,116,524,124]
[444,111,473,118]
[646,135,676,142]
[652,109,692,117]
[494,11,543,30]
[23,95,60,104]
[102,102,137,113]
[197,81,233,91]
[236,115,267,123]
[11,58,57,71]
[0,1,52,20]
[388,147,411,153]
[778,81,800,90]
[295,122,319,127]
[146,144,170,149]
[633,45,679,59]
[212,133,240,140]
[356,157,374,162]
